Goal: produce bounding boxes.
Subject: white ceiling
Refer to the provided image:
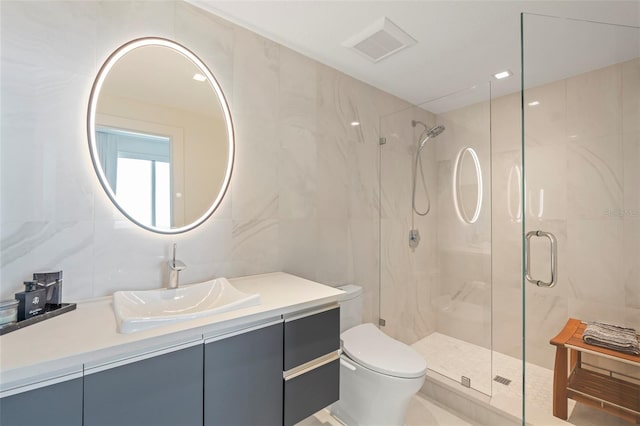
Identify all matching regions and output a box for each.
[187,1,640,112]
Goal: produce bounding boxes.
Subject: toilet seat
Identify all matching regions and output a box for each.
[341,323,427,379]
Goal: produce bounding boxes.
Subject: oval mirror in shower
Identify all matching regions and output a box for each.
[87,37,234,234]
[453,147,483,224]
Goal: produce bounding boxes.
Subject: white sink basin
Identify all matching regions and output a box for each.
[113,278,260,334]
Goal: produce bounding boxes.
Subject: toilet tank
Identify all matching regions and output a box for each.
[337,285,363,332]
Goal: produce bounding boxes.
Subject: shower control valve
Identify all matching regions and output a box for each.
[409,229,421,249]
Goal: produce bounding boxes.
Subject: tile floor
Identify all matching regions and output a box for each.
[297,393,473,426]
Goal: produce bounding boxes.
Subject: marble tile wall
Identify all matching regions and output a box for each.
[0,0,414,325]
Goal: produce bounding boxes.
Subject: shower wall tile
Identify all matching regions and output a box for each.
[490,93,520,154]
[625,307,640,330]
[492,288,523,359]
[525,292,568,369]
[523,80,566,147]
[623,132,640,214]
[623,218,640,310]
[380,147,413,220]
[525,144,567,221]
[567,219,625,306]
[567,133,624,220]
[568,299,629,329]
[566,64,622,139]
[491,150,522,289]
[622,58,640,135]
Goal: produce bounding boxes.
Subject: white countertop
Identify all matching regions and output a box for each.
[0,272,343,393]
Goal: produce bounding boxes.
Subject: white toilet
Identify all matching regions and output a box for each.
[330,285,427,426]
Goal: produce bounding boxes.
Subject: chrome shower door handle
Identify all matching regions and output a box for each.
[525,230,558,288]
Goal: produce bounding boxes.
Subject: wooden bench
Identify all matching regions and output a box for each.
[550,318,640,423]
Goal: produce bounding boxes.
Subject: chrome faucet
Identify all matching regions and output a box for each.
[167,243,186,289]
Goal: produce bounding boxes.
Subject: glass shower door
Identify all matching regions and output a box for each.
[378,83,493,397]
[522,13,640,425]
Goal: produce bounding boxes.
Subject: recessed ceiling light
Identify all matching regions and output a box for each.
[193,73,207,82]
[528,101,540,106]
[493,70,512,80]
[350,121,361,127]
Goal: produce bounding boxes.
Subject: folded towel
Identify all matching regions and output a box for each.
[582,321,640,356]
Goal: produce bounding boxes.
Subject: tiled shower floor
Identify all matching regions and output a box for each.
[413,332,566,421]
[413,332,633,426]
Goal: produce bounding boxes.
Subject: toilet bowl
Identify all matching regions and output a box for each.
[330,286,427,426]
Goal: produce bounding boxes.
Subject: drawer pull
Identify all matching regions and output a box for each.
[283,351,340,381]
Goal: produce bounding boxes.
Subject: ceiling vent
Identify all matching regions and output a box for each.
[342,17,417,63]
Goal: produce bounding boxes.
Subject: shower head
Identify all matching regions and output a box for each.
[412,120,446,140]
[426,125,445,138]
[417,124,446,151]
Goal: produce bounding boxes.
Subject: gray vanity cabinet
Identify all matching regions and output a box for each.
[283,306,340,426]
[204,321,283,426]
[0,376,83,426]
[83,343,203,426]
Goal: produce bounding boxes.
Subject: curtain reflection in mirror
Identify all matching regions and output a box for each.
[96,127,171,227]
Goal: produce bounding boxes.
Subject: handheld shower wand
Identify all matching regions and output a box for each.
[409,120,445,248]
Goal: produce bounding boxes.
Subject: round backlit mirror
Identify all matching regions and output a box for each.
[88,38,234,234]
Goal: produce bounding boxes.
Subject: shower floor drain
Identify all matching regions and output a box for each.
[493,375,512,386]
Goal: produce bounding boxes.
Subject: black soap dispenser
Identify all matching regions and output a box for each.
[15,281,47,321]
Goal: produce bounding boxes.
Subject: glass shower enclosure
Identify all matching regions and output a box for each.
[378,83,494,397]
[378,11,639,426]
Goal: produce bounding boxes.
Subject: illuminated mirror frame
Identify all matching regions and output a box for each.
[87,37,234,234]
[453,146,483,224]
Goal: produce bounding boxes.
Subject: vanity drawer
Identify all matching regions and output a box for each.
[283,305,340,370]
[283,358,340,426]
